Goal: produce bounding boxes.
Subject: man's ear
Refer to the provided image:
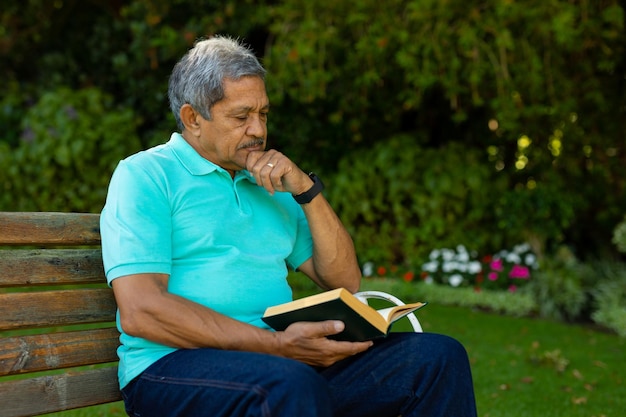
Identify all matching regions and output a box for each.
[180,104,201,135]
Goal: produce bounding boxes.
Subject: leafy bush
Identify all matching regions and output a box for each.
[592,281,626,337]
[327,135,506,267]
[588,262,626,337]
[524,247,592,322]
[612,216,626,253]
[0,87,142,212]
[326,134,568,270]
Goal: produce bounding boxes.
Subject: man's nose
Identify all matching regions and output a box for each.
[246,115,266,137]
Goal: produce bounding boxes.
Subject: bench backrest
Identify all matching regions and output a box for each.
[0,212,121,417]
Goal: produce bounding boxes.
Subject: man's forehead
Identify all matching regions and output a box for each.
[220,78,269,109]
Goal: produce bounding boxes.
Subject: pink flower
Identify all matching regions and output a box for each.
[508,285,517,293]
[490,258,503,271]
[488,272,499,281]
[509,265,530,279]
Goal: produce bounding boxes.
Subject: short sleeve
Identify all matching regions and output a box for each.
[285,204,313,271]
[100,159,173,283]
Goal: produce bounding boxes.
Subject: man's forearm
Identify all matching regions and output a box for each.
[300,194,362,292]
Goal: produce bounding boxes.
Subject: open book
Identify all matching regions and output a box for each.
[262,288,427,342]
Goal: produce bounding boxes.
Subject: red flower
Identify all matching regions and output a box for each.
[377,266,387,276]
[403,271,415,282]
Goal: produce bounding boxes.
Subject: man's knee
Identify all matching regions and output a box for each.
[263,359,333,415]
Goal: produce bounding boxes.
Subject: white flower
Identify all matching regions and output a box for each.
[506,252,521,264]
[422,261,439,273]
[442,261,457,273]
[442,248,455,262]
[449,274,464,287]
[456,245,470,262]
[424,276,434,284]
[468,261,482,274]
[513,243,531,254]
[525,253,537,268]
[362,262,374,277]
[429,249,441,260]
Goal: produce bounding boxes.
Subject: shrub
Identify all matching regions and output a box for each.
[524,247,591,322]
[612,216,626,254]
[327,135,506,267]
[0,87,142,212]
[589,262,626,337]
[592,281,626,337]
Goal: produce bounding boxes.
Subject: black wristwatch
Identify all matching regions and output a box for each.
[293,173,325,204]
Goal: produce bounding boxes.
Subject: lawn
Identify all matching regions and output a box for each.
[42,280,624,417]
[419,303,624,417]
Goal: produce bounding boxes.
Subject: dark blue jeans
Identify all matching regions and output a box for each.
[121,332,477,417]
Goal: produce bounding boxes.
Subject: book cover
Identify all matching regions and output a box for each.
[262,288,427,342]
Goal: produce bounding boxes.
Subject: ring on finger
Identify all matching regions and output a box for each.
[266,163,274,168]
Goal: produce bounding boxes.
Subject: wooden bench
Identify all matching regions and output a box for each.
[0,212,121,417]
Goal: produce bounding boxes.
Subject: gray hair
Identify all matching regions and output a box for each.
[168,35,266,130]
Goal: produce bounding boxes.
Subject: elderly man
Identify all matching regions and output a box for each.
[101,35,477,417]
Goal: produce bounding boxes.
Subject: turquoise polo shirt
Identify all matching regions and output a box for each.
[100,133,313,389]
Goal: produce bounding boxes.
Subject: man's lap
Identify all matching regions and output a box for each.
[121,332,476,417]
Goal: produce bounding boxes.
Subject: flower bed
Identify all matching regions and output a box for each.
[363,243,539,293]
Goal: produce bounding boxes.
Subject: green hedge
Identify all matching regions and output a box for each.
[0,87,141,212]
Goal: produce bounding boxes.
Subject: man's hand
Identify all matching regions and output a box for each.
[274,320,374,367]
[246,149,313,196]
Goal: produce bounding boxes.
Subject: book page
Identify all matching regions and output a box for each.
[376,303,427,324]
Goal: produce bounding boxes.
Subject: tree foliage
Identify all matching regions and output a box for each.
[0,0,624,261]
[265,0,626,258]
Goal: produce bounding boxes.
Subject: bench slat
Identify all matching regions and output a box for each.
[0,249,105,287]
[0,328,120,376]
[0,212,123,416]
[0,212,100,246]
[0,289,116,330]
[0,366,122,417]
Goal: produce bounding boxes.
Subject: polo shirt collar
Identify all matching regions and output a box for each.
[168,132,257,184]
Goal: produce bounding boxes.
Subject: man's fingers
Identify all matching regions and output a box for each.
[246,150,283,194]
[285,320,345,338]
[320,320,345,336]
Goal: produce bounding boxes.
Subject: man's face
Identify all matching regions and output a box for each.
[187,76,270,174]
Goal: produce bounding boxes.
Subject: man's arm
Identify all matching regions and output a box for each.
[246,150,362,292]
[112,272,371,366]
[295,194,362,292]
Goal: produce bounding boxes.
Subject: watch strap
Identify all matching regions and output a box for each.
[293,173,325,204]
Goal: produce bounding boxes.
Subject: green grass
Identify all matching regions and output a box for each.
[362,278,625,417]
[419,303,624,417]
[44,277,625,417]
